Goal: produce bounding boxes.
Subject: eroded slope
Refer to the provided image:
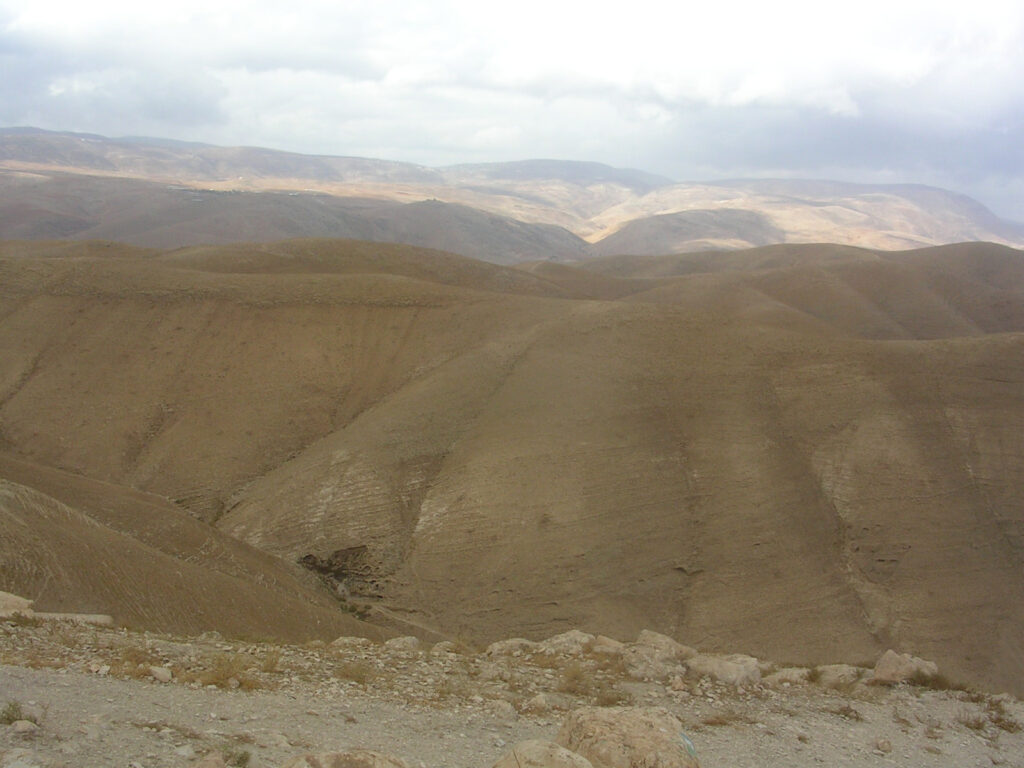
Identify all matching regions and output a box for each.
[1,238,1022,695]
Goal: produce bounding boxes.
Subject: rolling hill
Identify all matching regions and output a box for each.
[1,237,1021,697]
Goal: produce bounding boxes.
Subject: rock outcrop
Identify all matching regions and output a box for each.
[555,707,700,768]
[871,650,939,685]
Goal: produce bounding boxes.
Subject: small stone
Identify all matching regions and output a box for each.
[149,666,172,683]
[874,738,893,754]
[11,720,39,734]
[488,700,518,720]
[524,694,552,714]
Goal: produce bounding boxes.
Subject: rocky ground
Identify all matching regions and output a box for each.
[1,616,1022,768]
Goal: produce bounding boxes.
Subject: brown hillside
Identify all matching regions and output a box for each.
[1,238,1022,696]
[0,471,385,641]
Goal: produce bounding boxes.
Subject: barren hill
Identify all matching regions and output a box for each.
[1,237,1022,697]
[2,128,1023,255]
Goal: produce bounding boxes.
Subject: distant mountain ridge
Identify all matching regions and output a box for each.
[2,126,1022,259]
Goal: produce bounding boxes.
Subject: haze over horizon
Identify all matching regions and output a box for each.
[1,0,1022,221]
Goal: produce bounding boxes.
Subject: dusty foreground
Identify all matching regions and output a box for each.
[1,619,1022,768]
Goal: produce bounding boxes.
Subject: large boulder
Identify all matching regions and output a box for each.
[871,650,939,684]
[621,630,698,681]
[591,636,626,656]
[486,638,541,657]
[555,707,700,768]
[635,631,697,660]
[383,636,421,653]
[492,740,593,768]
[813,664,866,687]
[331,636,377,650]
[0,590,34,618]
[685,654,761,688]
[282,752,408,768]
[539,630,596,656]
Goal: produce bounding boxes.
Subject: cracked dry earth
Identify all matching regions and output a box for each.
[1,619,1023,768]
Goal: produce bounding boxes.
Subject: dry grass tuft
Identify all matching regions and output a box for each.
[557,661,591,695]
[175,653,263,691]
[986,700,1022,733]
[108,645,164,679]
[957,709,988,732]
[700,709,757,727]
[333,660,376,686]
[1,701,37,725]
[260,647,282,674]
[527,651,564,670]
[909,671,968,691]
[555,661,630,705]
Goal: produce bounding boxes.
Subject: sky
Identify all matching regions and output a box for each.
[2,0,1023,220]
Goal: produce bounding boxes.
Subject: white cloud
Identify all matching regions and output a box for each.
[1,0,1023,216]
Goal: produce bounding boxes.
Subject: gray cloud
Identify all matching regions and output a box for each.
[1,0,1022,220]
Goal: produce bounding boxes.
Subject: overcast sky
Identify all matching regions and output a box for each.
[2,0,1023,219]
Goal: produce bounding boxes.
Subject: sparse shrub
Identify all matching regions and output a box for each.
[1,701,36,725]
[593,684,631,707]
[195,653,261,691]
[334,660,375,686]
[557,661,591,695]
[586,650,627,676]
[556,661,630,705]
[109,645,163,679]
[435,676,472,700]
[700,709,756,727]
[260,647,282,673]
[528,651,564,670]
[986,699,1022,733]
[909,670,967,691]
[957,709,988,732]
[805,667,822,684]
